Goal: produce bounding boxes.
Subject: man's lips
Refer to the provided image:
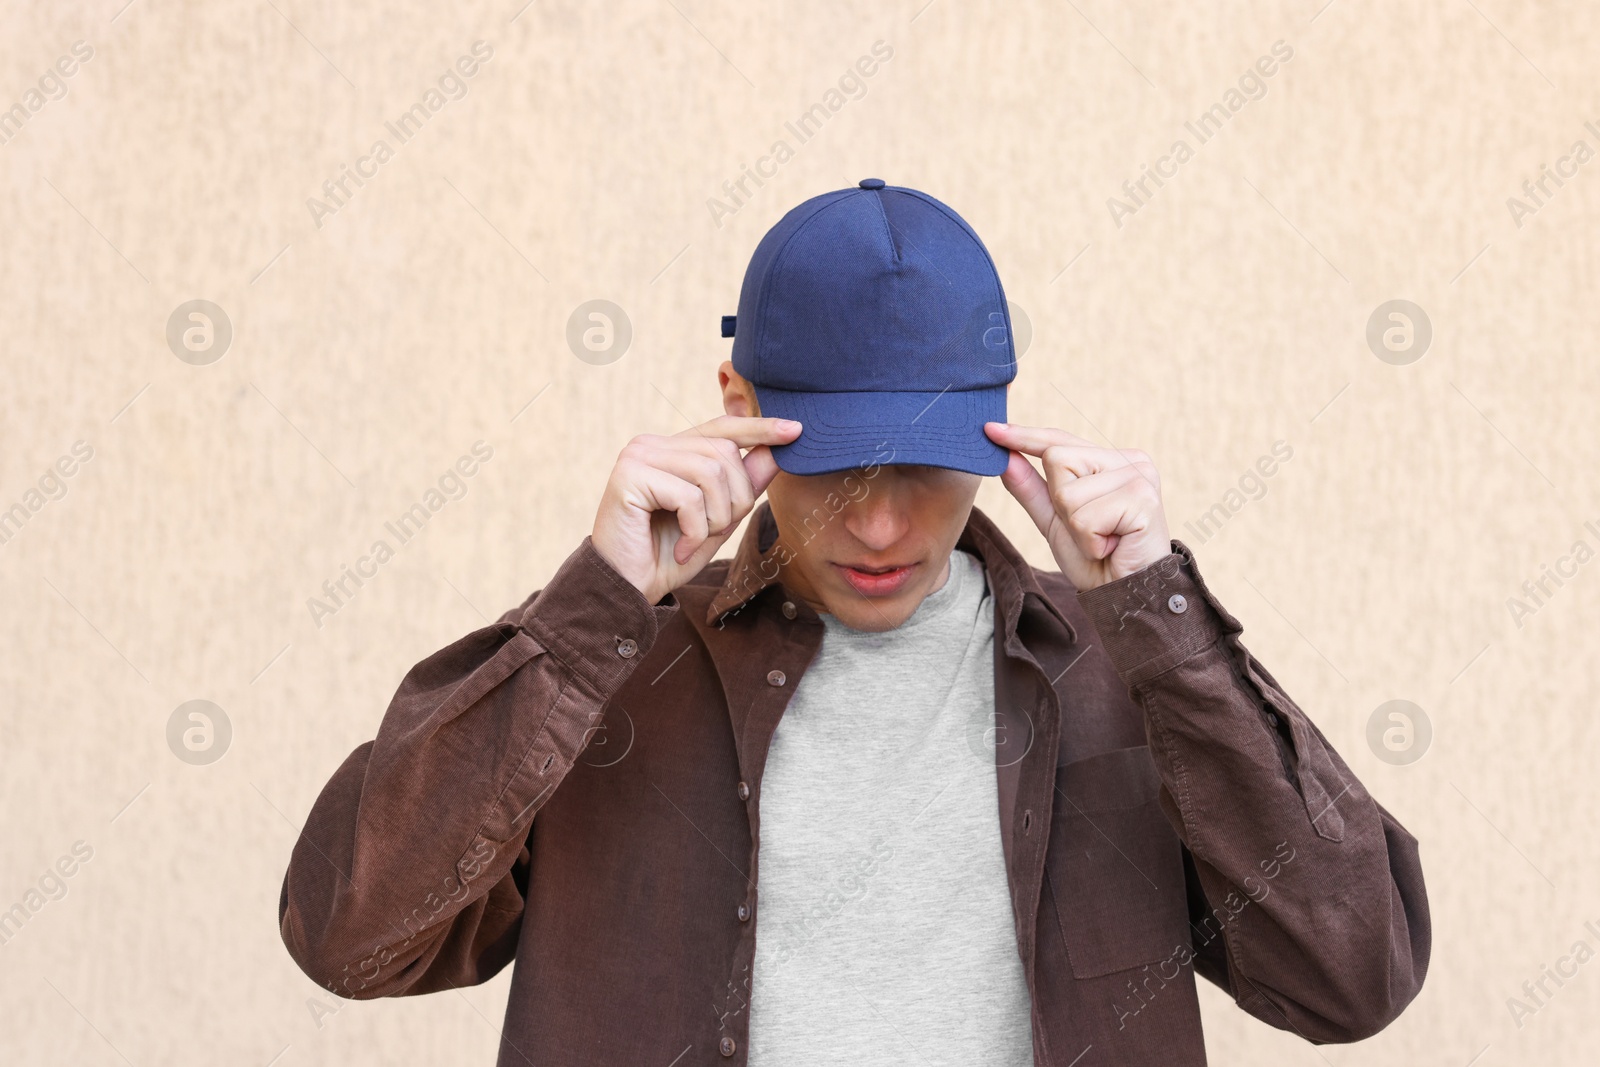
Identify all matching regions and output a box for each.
[832,561,919,597]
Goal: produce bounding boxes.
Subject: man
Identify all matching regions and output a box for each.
[280,179,1429,1065]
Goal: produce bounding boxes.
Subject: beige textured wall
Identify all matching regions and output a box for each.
[3,0,1598,1063]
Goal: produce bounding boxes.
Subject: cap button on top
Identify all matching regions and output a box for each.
[858,177,886,189]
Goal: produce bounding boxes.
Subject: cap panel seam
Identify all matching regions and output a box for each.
[868,190,900,262]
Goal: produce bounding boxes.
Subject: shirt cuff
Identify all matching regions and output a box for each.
[517,537,680,698]
[1074,539,1243,688]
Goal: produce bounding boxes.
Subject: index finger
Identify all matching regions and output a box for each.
[984,421,1097,457]
[678,414,803,449]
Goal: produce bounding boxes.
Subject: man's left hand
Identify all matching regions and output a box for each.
[984,422,1174,592]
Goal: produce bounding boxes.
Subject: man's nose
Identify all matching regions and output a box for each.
[842,491,909,553]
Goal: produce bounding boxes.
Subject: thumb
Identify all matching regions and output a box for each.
[742,444,781,496]
[999,450,1057,535]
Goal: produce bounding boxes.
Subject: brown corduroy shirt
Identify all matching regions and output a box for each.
[279,504,1430,1065]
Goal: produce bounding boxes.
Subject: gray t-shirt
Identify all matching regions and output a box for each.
[747,549,1034,1067]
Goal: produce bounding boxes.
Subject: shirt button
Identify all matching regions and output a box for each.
[616,638,638,658]
[737,903,751,922]
[781,600,797,619]
[767,669,786,687]
[737,781,750,801]
[720,1036,737,1057]
[1166,594,1188,615]
[1266,711,1280,727]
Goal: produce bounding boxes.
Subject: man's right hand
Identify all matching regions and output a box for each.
[591,416,802,605]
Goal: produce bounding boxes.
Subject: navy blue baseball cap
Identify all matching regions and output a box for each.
[722,178,1017,476]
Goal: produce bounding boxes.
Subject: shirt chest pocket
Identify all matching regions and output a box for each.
[1045,745,1192,979]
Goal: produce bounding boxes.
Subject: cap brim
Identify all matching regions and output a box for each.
[754,384,1009,476]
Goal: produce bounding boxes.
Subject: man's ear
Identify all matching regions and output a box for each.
[719,360,761,417]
